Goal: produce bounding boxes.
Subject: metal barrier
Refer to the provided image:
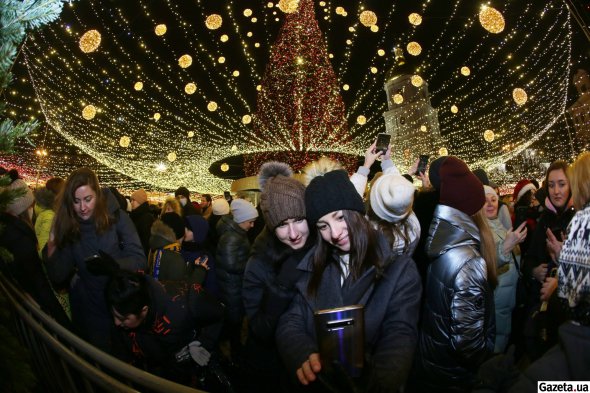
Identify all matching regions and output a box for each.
[0,273,206,393]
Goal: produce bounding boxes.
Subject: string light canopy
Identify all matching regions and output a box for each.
[5,0,576,192]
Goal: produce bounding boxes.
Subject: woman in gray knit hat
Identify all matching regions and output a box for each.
[242,161,314,393]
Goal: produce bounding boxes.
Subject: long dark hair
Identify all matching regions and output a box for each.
[53,168,110,248]
[307,210,385,297]
[544,160,571,211]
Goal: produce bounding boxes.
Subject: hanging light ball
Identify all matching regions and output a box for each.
[411,75,424,87]
[360,11,377,27]
[242,114,252,124]
[220,34,229,42]
[167,152,177,162]
[393,94,404,104]
[377,49,385,56]
[205,14,223,30]
[243,9,253,17]
[185,83,197,95]
[232,70,240,77]
[512,88,528,105]
[461,66,471,76]
[451,105,459,113]
[154,24,167,36]
[356,115,367,125]
[420,125,427,132]
[178,54,192,68]
[207,101,218,111]
[484,130,495,142]
[187,131,195,138]
[256,85,262,91]
[406,41,422,56]
[82,105,96,120]
[343,84,350,91]
[439,147,449,156]
[153,112,161,121]
[408,13,422,26]
[370,67,378,74]
[221,163,230,172]
[370,25,379,33]
[335,6,345,15]
[79,30,101,53]
[134,81,143,91]
[119,136,131,147]
[479,6,505,34]
[278,0,299,14]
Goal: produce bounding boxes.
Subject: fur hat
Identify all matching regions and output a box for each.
[370,172,416,222]
[439,156,485,216]
[258,161,306,229]
[483,185,498,199]
[174,186,191,200]
[513,179,536,202]
[231,199,258,223]
[428,156,449,191]
[131,189,148,205]
[305,169,365,225]
[212,198,230,215]
[160,212,185,239]
[5,179,34,216]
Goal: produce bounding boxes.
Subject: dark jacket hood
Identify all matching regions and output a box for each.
[426,204,480,260]
[185,215,208,244]
[216,214,243,237]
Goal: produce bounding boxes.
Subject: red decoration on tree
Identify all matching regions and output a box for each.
[245,0,356,176]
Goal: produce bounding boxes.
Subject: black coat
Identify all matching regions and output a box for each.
[0,213,71,329]
[130,202,154,257]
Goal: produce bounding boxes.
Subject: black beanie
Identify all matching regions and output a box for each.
[473,168,490,186]
[174,187,190,200]
[428,156,449,191]
[305,170,365,225]
[161,212,185,240]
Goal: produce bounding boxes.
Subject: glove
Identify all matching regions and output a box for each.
[85,250,120,276]
[276,255,303,289]
[188,341,211,366]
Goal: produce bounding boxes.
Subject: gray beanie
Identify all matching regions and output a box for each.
[5,179,34,216]
[231,199,258,223]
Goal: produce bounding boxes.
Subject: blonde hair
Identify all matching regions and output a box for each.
[569,152,590,210]
[302,157,343,186]
[472,208,498,289]
[160,197,182,218]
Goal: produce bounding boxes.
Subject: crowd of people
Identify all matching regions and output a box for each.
[0,145,589,393]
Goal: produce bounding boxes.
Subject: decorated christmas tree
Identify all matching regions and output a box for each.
[245,0,356,175]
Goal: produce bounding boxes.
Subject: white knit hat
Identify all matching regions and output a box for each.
[483,185,498,198]
[231,199,258,223]
[212,198,230,215]
[5,179,34,216]
[370,173,415,222]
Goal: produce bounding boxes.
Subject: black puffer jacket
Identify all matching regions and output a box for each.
[130,202,154,257]
[414,204,495,393]
[215,215,250,322]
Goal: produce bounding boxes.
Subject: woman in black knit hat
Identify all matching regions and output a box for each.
[276,158,422,393]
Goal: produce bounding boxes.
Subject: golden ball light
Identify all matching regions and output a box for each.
[461,66,471,76]
[242,115,252,124]
[393,94,404,104]
[153,112,161,121]
[154,24,167,36]
[512,88,528,105]
[408,13,422,26]
[278,0,299,13]
[479,6,505,34]
[178,54,192,68]
[134,81,143,91]
[243,9,253,17]
[205,14,223,30]
[356,115,366,125]
[119,136,131,147]
[406,41,422,56]
[185,83,197,95]
[451,105,459,113]
[335,6,345,15]
[439,147,449,156]
[377,49,385,56]
[167,152,177,162]
[79,30,101,53]
[207,101,218,111]
[484,130,495,142]
[221,163,230,172]
[360,10,377,27]
[188,131,195,138]
[420,125,427,132]
[411,75,424,87]
[370,67,378,74]
[220,34,229,42]
[370,25,379,33]
[82,105,96,120]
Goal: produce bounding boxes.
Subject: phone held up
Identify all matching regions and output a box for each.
[375,133,391,155]
[416,154,430,176]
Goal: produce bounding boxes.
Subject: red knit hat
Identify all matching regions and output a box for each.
[513,179,536,202]
[439,156,485,216]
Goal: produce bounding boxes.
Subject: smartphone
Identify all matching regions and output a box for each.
[375,133,391,155]
[513,206,528,230]
[416,154,429,176]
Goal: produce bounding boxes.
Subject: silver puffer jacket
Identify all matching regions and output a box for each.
[414,204,495,392]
